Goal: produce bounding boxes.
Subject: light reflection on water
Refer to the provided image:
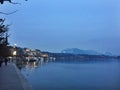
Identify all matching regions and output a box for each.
[21,59,120,90]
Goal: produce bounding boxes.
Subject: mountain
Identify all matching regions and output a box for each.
[104,52,113,56]
[61,48,102,55]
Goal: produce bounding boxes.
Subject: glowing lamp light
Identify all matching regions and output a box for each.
[13,51,17,56]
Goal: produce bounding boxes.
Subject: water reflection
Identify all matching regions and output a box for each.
[17,58,55,76]
[20,59,120,90]
[18,58,110,71]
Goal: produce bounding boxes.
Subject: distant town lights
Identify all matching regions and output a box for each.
[26,48,30,52]
[42,54,48,57]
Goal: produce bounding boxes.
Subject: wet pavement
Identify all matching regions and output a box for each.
[0,62,34,90]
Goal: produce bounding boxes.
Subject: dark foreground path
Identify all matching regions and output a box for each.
[0,62,33,90]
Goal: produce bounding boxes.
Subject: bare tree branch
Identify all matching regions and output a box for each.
[0,18,5,26]
[0,10,18,15]
[10,2,21,5]
[0,0,22,4]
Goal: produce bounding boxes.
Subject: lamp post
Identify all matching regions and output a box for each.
[12,50,17,62]
[13,44,17,62]
[13,44,17,48]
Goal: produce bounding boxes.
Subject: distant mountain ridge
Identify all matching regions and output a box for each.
[61,48,104,55]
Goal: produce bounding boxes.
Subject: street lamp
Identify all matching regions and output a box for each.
[13,44,17,48]
[13,50,17,56]
[12,44,17,62]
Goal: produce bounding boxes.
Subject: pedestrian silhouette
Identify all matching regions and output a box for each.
[0,57,3,67]
[4,58,8,66]
[0,59,2,67]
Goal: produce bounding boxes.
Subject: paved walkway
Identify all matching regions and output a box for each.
[0,62,34,90]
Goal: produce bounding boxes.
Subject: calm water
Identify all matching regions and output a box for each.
[21,59,120,90]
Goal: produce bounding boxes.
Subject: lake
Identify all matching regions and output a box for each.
[21,59,120,90]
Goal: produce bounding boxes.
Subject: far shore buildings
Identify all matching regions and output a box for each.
[8,46,48,59]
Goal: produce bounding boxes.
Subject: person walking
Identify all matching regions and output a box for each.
[4,58,8,66]
[0,59,2,67]
[0,57,3,67]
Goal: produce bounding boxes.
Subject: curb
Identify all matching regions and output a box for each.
[13,63,34,90]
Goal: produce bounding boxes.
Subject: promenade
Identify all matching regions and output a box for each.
[0,62,34,90]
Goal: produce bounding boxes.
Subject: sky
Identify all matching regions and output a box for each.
[0,0,120,54]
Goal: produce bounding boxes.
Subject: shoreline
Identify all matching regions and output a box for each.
[13,63,34,90]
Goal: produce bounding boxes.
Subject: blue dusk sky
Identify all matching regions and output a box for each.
[0,0,120,54]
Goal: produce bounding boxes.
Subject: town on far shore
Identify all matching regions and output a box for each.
[4,45,120,63]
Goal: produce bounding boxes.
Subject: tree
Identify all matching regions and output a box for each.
[0,0,28,4]
[0,18,10,57]
[0,0,11,4]
[0,0,28,57]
